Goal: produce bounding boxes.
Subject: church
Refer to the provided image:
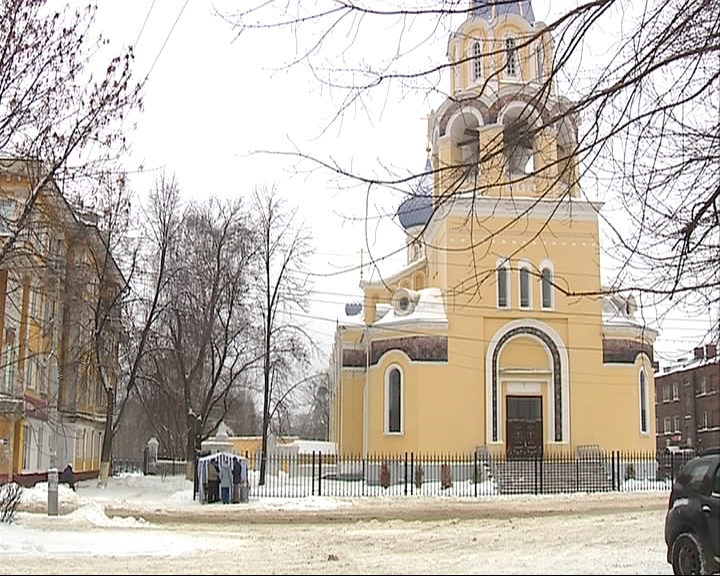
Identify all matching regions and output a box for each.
[330,0,657,458]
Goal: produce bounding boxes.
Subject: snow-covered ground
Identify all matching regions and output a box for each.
[0,474,673,574]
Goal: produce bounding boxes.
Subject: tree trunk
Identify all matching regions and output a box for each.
[185,413,198,481]
[99,386,114,487]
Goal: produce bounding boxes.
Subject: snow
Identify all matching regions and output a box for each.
[0,472,675,574]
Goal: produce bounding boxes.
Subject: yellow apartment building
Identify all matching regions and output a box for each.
[0,159,122,483]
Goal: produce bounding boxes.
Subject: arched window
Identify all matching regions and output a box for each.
[640,369,649,434]
[541,267,553,309]
[505,37,518,77]
[385,366,403,434]
[519,265,531,308]
[472,41,483,81]
[497,260,510,308]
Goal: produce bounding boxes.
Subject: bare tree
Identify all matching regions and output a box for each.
[224,0,720,341]
[152,197,258,478]
[253,186,314,485]
[88,173,179,485]
[0,0,142,264]
[295,370,331,441]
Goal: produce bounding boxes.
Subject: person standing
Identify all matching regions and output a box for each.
[207,460,220,503]
[219,460,232,505]
[232,458,242,503]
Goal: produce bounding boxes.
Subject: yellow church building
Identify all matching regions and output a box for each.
[330,0,657,459]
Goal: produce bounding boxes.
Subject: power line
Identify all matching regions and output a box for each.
[135,0,158,48]
[146,0,191,80]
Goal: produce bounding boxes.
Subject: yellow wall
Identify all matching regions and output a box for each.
[333,9,657,458]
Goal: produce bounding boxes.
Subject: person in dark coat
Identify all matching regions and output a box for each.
[232,458,242,503]
[61,464,76,491]
[207,460,220,503]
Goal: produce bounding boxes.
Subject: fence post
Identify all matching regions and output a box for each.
[539,455,544,494]
[474,451,478,498]
[362,458,366,497]
[611,451,616,491]
[410,452,414,496]
[318,452,322,497]
[311,451,316,497]
[534,455,538,495]
[670,451,675,484]
[404,453,408,496]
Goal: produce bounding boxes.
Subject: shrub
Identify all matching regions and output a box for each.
[379,461,391,489]
[0,483,23,524]
[440,464,453,490]
[414,464,424,489]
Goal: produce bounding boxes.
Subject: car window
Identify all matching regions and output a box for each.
[679,459,711,492]
[713,467,720,496]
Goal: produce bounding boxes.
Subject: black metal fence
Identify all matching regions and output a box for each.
[112,449,697,499]
[111,456,186,478]
[240,449,696,498]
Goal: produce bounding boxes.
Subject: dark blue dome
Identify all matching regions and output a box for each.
[397,158,433,230]
[472,1,535,24]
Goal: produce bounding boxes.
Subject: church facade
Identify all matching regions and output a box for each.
[330,1,657,458]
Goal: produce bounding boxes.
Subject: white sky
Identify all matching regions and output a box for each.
[85,1,714,368]
[1,473,673,574]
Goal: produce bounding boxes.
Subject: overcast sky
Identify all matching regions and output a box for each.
[87,1,714,367]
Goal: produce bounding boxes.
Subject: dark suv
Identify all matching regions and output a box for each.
[665,448,720,575]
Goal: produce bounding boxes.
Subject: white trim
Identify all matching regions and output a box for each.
[485,319,570,444]
[384,364,404,436]
[424,197,603,246]
[518,260,533,309]
[506,381,542,394]
[496,258,511,309]
[539,259,554,310]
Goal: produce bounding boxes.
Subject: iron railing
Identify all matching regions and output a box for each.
[113,449,697,499]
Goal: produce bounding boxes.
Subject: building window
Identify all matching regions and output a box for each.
[0,198,15,235]
[536,43,545,79]
[472,41,483,81]
[685,388,692,416]
[497,261,510,308]
[519,265,531,308]
[385,366,403,434]
[674,415,680,433]
[672,382,679,401]
[640,369,649,433]
[505,37,518,77]
[663,417,671,434]
[702,412,708,429]
[23,424,31,470]
[541,266,553,309]
[36,427,44,469]
[26,356,35,389]
[663,384,670,403]
[698,377,707,395]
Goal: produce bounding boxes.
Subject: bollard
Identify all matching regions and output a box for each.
[48,467,59,516]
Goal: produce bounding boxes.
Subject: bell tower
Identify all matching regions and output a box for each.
[430,0,580,202]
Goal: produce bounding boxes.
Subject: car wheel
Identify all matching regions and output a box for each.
[672,532,708,575]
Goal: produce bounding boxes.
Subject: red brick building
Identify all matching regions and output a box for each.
[654,343,720,454]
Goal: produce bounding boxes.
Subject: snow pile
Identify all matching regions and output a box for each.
[64,502,146,528]
[20,481,80,508]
